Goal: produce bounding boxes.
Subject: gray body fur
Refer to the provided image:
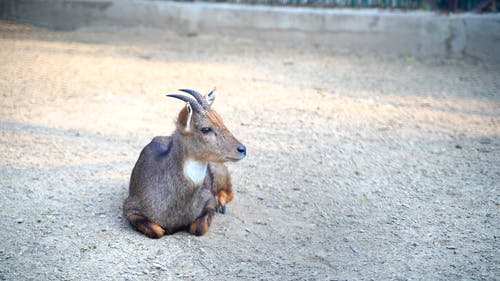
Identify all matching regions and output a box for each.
[123,132,223,233]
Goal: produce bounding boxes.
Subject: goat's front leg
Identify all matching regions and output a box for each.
[189,199,216,236]
[210,163,234,214]
[215,186,233,214]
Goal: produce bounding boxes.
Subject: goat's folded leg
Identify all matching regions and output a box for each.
[124,197,166,239]
[189,199,216,236]
[126,213,166,239]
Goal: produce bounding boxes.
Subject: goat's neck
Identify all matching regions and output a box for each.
[172,130,208,185]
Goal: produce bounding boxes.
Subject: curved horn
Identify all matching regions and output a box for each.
[179,89,209,109]
[166,94,203,112]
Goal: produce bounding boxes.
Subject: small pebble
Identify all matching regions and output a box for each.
[349,245,359,253]
[478,137,492,145]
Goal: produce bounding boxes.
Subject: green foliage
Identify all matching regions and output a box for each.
[178,0,496,12]
[40,210,57,216]
[404,56,415,63]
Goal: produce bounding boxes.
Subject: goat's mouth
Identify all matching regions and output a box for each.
[225,156,244,162]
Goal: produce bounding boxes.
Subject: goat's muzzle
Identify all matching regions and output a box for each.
[226,144,246,162]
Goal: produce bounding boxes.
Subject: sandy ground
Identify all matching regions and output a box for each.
[0,21,499,280]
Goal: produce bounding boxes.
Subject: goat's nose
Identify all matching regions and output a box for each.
[237,145,247,156]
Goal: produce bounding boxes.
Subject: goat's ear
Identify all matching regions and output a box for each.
[178,102,193,133]
[205,88,215,107]
[185,102,193,132]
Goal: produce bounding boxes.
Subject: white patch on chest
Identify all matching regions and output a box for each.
[183,159,208,185]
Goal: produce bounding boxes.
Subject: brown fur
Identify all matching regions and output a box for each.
[123,90,245,238]
[127,214,166,239]
[210,163,234,205]
[216,190,233,206]
[189,200,216,236]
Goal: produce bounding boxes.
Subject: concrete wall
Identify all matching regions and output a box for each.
[1,0,499,63]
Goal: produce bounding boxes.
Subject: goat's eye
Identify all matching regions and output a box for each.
[201,127,212,134]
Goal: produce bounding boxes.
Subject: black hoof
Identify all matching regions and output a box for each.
[216,205,227,214]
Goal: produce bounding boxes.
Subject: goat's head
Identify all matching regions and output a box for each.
[167,88,246,163]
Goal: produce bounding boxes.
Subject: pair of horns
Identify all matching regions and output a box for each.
[166,88,215,112]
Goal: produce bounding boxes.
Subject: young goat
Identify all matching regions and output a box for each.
[123,89,246,238]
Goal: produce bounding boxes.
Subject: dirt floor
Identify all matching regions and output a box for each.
[0,21,499,280]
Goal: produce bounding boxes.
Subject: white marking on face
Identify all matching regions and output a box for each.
[183,159,208,185]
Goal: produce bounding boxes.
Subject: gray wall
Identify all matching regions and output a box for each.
[2,0,499,63]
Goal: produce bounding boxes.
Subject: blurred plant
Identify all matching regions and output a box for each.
[404,56,415,63]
